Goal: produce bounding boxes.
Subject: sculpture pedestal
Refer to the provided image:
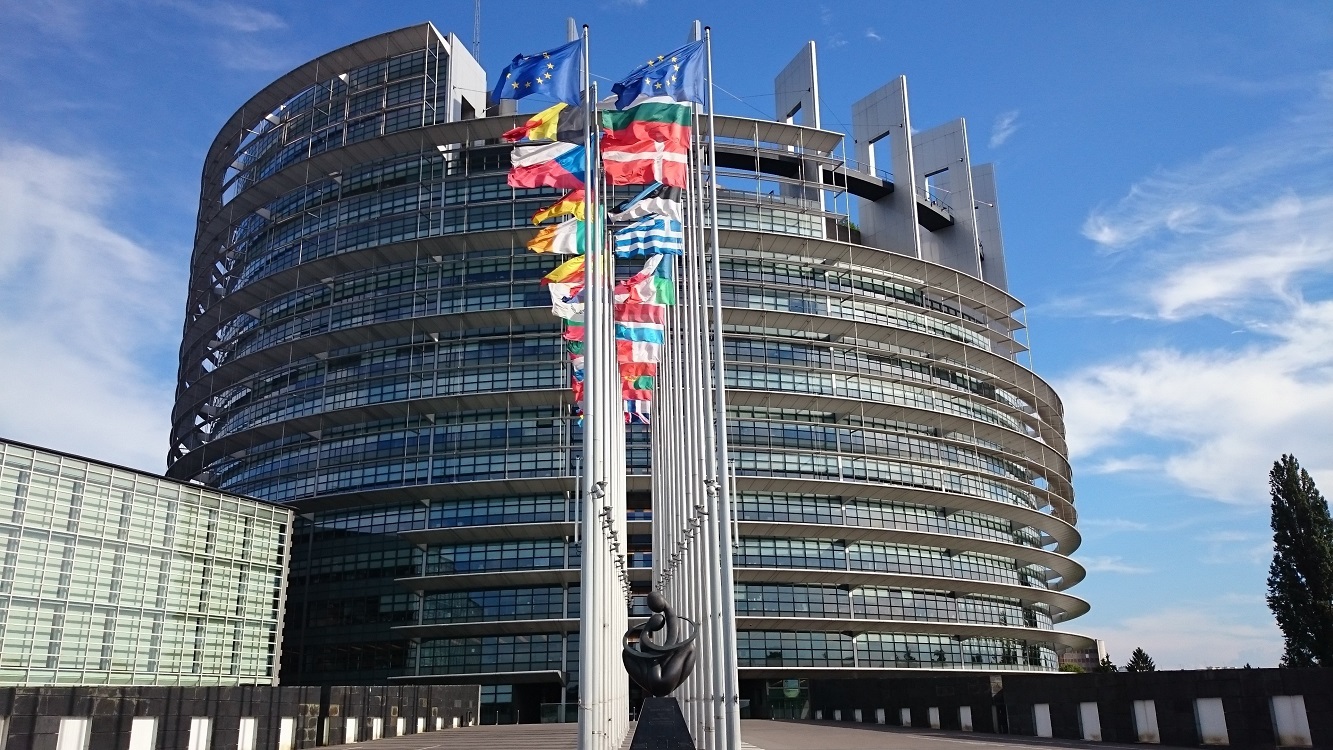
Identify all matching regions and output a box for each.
[629,697,695,750]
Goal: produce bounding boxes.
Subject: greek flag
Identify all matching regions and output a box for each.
[613,215,684,258]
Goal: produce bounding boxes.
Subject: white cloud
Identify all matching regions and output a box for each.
[827,33,848,49]
[1061,72,1333,505]
[988,110,1020,148]
[865,28,882,42]
[1093,600,1282,669]
[1062,305,1333,504]
[0,140,180,473]
[1079,556,1152,575]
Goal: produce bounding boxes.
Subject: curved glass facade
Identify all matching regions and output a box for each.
[170,23,1089,717]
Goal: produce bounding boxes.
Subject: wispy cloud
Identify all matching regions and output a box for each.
[1177,71,1315,97]
[0,140,180,472]
[1077,517,1153,533]
[1082,71,1333,255]
[1079,555,1152,574]
[826,33,848,50]
[1094,599,1281,668]
[0,0,88,40]
[1061,72,1333,505]
[865,28,882,43]
[160,0,285,33]
[988,110,1020,148]
[1196,530,1273,566]
[212,35,297,72]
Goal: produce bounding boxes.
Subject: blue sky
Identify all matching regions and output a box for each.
[3,1,1332,669]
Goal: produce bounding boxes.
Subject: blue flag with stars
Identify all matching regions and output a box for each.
[611,40,705,110]
[490,38,583,107]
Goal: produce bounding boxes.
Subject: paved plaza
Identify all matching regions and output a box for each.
[321,720,1142,750]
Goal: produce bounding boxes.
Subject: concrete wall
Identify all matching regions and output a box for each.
[850,76,921,259]
[793,669,1333,749]
[0,684,479,749]
[774,42,820,129]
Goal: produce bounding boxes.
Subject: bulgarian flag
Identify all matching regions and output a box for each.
[600,98,692,188]
[509,142,586,189]
[527,219,584,255]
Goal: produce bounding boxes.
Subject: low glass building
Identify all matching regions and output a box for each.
[0,439,291,686]
[168,23,1092,721]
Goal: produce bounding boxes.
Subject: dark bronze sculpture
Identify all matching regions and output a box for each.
[622,591,697,697]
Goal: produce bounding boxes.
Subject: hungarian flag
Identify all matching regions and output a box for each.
[601,99,692,188]
[527,219,584,255]
[509,142,586,189]
[533,189,586,224]
[504,102,586,143]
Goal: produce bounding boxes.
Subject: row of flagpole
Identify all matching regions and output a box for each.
[646,26,741,750]
[576,27,630,750]
[490,21,739,750]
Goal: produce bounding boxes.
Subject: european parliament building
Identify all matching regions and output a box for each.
[168,23,1092,721]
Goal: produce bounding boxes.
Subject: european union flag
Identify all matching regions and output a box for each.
[611,40,706,110]
[490,39,584,107]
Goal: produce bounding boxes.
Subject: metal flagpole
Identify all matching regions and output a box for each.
[576,25,605,750]
[703,26,742,750]
[690,102,728,750]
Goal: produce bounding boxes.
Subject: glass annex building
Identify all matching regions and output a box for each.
[0,439,290,686]
[168,23,1091,719]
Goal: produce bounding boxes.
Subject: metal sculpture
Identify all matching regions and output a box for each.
[622,591,697,697]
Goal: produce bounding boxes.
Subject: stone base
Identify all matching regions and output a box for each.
[629,697,695,750]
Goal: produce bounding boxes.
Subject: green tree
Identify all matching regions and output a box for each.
[1094,655,1117,673]
[1266,454,1333,667]
[1125,648,1156,672]
[1059,663,1085,673]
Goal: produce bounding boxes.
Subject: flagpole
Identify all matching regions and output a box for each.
[689,93,727,750]
[576,24,603,750]
[703,26,741,750]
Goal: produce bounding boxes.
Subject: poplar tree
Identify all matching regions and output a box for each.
[1266,454,1333,667]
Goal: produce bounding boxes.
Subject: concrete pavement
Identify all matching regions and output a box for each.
[320,719,1139,750]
